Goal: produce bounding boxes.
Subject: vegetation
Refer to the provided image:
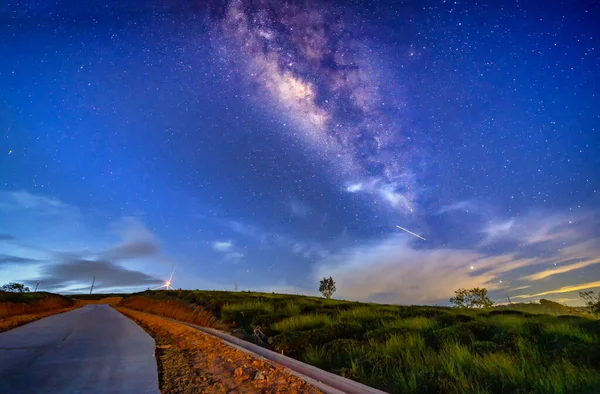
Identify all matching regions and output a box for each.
[119,295,220,328]
[0,290,75,331]
[450,287,494,308]
[119,289,600,393]
[319,276,336,299]
[580,291,600,314]
[495,298,589,317]
[1,282,30,293]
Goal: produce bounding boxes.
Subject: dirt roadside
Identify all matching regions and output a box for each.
[0,307,78,333]
[115,307,324,394]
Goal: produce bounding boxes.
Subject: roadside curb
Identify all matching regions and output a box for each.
[122,308,388,394]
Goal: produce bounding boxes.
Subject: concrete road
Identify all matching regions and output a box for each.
[0,304,159,394]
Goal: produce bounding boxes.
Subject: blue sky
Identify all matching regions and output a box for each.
[1,0,599,305]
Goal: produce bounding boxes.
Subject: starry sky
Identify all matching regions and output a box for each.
[1,0,599,305]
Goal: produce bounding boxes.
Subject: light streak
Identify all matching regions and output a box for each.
[395,225,426,241]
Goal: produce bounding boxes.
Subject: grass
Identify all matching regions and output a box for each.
[0,291,77,332]
[117,289,600,393]
[119,296,221,328]
[273,314,332,331]
[0,291,74,319]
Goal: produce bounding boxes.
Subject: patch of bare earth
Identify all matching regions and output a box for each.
[116,307,324,394]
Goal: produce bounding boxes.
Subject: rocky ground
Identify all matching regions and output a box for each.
[116,307,324,394]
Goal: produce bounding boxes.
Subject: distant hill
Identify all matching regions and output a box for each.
[494,299,589,317]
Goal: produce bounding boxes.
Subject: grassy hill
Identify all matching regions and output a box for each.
[120,290,600,393]
[0,290,75,322]
[494,299,589,317]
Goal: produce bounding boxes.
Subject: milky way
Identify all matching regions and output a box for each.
[208,0,418,212]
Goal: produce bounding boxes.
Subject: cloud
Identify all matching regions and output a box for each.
[509,285,531,291]
[314,235,497,304]
[0,234,16,241]
[228,220,260,237]
[344,177,414,211]
[101,240,160,261]
[223,252,245,263]
[0,254,38,265]
[212,239,244,263]
[213,241,233,252]
[480,211,588,248]
[437,200,481,215]
[311,207,600,304]
[512,281,600,300]
[522,258,600,281]
[482,219,514,241]
[289,200,310,218]
[0,190,78,217]
[27,259,162,292]
[346,183,363,192]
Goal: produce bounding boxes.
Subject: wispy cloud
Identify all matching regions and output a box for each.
[212,239,244,264]
[522,258,600,281]
[25,259,162,292]
[0,190,78,217]
[314,235,497,304]
[0,190,174,291]
[289,200,310,218]
[512,281,600,299]
[436,200,480,215]
[344,177,414,212]
[509,285,531,291]
[480,211,588,247]
[223,252,245,263]
[213,241,233,252]
[312,207,600,304]
[0,254,38,265]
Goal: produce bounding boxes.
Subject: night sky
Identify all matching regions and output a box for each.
[1,0,599,305]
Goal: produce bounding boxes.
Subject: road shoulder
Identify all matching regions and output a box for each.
[115,307,323,394]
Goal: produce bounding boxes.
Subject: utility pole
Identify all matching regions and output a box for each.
[34,282,40,292]
[90,277,96,295]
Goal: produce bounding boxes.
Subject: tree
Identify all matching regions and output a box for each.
[450,287,494,309]
[579,291,600,314]
[319,277,336,299]
[1,282,30,293]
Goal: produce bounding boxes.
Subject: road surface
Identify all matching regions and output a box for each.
[0,304,159,394]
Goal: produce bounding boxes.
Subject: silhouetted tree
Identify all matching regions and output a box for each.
[450,287,494,308]
[579,291,600,314]
[319,276,336,299]
[1,282,30,293]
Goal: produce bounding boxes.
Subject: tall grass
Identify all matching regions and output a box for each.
[279,301,302,315]
[273,314,332,331]
[119,296,219,328]
[383,317,437,330]
[0,294,73,319]
[221,300,274,314]
[128,290,600,393]
[339,306,387,320]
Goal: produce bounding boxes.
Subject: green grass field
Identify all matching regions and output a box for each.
[127,290,600,393]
